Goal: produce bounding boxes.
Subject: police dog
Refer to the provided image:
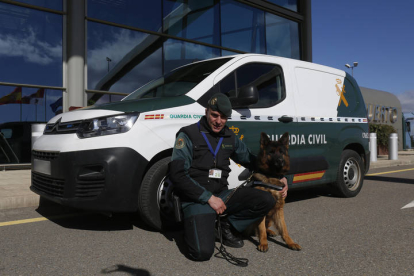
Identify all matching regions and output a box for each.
[252,132,301,252]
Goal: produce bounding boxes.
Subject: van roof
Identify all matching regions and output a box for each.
[190,54,345,77]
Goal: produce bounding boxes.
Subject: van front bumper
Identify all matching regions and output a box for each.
[30,147,148,212]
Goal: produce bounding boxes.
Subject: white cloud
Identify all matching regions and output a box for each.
[397,90,414,112]
[0,28,61,65]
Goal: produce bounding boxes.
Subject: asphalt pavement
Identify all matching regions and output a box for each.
[1,151,414,210]
[1,164,413,275]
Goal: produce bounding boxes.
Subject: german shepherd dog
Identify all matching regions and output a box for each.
[252,132,301,252]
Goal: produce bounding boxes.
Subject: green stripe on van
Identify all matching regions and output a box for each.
[84,95,195,113]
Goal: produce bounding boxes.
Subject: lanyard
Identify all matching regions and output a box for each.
[198,121,223,166]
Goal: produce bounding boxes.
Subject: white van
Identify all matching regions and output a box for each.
[31,54,370,230]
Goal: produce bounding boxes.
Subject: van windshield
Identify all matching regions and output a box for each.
[122,58,232,101]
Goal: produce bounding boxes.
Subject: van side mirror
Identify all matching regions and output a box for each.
[230,85,259,108]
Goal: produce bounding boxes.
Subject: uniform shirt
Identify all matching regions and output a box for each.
[169,116,256,204]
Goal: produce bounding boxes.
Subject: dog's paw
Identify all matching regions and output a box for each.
[287,243,302,251]
[257,244,269,252]
[266,229,277,237]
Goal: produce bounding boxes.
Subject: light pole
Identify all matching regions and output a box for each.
[345,62,358,77]
[106,57,112,72]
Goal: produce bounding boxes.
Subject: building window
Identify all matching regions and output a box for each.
[87,0,162,32]
[0,85,63,124]
[163,0,220,46]
[265,0,298,12]
[163,39,220,73]
[12,0,63,11]
[87,21,163,105]
[0,2,63,86]
[220,0,266,54]
[0,86,21,124]
[123,58,231,100]
[265,12,300,59]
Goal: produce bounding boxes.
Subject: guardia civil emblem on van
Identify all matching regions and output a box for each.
[336,79,349,107]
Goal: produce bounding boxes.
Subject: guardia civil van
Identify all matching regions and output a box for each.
[31,54,370,230]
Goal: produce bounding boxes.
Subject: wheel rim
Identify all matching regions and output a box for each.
[157,176,174,216]
[343,157,361,191]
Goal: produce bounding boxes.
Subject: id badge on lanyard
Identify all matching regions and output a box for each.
[209,168,222,179]
[198,121,223,179]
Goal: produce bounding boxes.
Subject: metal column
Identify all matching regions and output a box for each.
[65,0,86,111]
[370,133,377,162]
[389,133,398,160]
[300,0,312,62]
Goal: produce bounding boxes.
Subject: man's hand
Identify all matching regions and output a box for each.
[208,195,226,214]
[280,177,288,198]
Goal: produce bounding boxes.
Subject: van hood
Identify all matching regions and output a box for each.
[85,95,195,113]
[47,96,195,123]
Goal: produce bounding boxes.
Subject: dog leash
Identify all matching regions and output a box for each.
[214,175,254,267]
[214,172,286,266]
[214,216,249,267]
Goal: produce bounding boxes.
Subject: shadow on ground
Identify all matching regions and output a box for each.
[101,264,150,276]
[35,197,155,232]
[34,184,335,233]
[286,184,335,203]
[365,175,414,184]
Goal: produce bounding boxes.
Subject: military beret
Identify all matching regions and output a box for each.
[208,93,232,117]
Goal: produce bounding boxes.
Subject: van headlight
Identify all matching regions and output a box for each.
[76,113,139,138]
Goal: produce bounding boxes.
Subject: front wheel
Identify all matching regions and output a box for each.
[138,157,178,231]
[333,150,364,197]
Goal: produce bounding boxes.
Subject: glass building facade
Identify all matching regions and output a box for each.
[0,0,311,164]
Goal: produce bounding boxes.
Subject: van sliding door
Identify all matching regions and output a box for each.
[213,59,297,187]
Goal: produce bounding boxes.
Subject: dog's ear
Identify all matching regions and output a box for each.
[279,132,289,149]
[260,132,270,149]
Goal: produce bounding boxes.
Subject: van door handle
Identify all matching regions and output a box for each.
[278,116,293,123]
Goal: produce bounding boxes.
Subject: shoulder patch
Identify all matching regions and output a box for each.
[175,138,185,149]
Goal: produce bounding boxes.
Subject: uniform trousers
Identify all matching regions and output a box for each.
[182,187,276,261]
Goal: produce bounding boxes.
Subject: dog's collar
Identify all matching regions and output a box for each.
[245,180,284,191]
[253,172,285,180]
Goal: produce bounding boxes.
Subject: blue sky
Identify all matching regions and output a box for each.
[312,0,414,112]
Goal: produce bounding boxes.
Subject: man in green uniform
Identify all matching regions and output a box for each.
[169,93,288,261]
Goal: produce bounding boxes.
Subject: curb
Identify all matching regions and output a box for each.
[0,195,40,210]
[0,169,37,211]
[368,155,414,170]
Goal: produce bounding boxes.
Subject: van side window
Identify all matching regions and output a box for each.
[0,129,12,139]
[219,72,236,98]
[218,63,285,108]
[237,63,285,108]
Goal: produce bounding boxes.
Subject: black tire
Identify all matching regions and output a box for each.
[138,157,178,231]
[333,149,364,197]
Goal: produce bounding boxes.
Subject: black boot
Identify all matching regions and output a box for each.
[217,219,244,248]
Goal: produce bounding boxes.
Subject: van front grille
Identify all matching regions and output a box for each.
[75,179,105,198]
[32,150,59,161]
[43,119,82,135]
[32,172,64,197]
